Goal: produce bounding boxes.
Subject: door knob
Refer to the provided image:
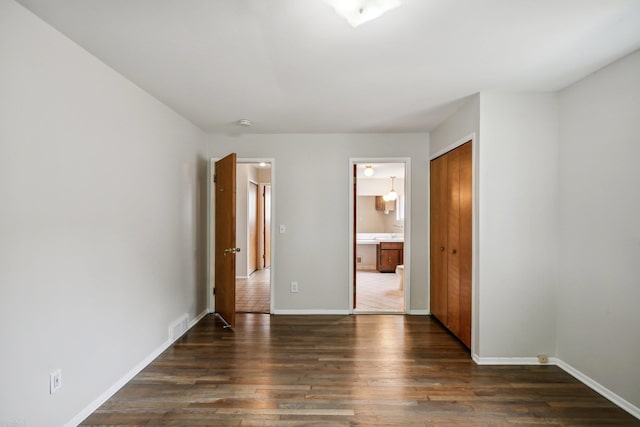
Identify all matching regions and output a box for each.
[224,247,241,255]
[440,246,445,252]
[451,248,457,254]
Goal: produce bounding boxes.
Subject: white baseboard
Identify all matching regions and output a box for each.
[189,309,210,328]
[408,309,430,315]
[272,309,350,315]
[65,309,210,427]
[472,355,543,365]
[472,354,640,420]
[552,358,640,420]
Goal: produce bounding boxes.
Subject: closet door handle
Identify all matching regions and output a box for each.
[450,249,457,254]
[440,246,445,252]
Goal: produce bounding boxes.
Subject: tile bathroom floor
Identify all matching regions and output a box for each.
[355,270,404,312]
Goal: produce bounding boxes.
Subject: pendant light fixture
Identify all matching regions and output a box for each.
[364,165,374,177]
[383,176,398,201]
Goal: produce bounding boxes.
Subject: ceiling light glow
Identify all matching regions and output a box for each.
[325,0,402,28]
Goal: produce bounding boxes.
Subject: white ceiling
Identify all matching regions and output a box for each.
[16,0,640,133]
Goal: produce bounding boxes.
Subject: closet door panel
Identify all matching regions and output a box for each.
[458,142,473,348]
[446,148,461,336]
[429,155,448,323]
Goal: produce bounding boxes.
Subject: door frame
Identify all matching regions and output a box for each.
[349,157,411,314]
[207,157,276,314]
[429,132,478,356]
[247,179,259,276]
[262,184,272,269]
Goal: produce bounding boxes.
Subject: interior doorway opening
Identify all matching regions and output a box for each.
[235,162,272,314]
[353,162,407,313]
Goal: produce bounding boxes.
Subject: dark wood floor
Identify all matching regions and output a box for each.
[81,314,639,426]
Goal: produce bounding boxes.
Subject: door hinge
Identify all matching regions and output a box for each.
[213,287,215,295]
[213,174,217,183]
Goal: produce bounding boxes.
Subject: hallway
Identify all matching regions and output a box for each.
[236,268,270,313]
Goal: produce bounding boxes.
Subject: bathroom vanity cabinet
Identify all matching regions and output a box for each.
[376,242,403,272]
[375,196,396,212]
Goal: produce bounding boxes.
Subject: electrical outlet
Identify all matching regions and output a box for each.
[50,369,62,394]
[290,281,299,293]
[537,354,549,364]
[279,224,286,233]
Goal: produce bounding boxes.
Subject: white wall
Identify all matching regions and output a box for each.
[204,133,429,312]
[557,49,640,408]
[430,92,560,358]
[358,177,405,196]
[430,94,479,157]
[0,2,205,425]
[357,196,386,232]
[477,92,559,357]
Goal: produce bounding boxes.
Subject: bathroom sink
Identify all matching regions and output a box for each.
[374,237,404,242]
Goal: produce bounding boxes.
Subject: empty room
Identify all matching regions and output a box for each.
[1,0,640,426]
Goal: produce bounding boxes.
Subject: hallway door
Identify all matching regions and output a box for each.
[215,153,237,328]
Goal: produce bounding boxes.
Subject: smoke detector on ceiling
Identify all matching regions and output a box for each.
[237,119,253,127]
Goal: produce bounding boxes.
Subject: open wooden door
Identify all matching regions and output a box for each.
[214,153,237,328]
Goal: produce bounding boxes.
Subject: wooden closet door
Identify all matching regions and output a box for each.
[430,141,472,349]
[458,142,473,348]
[446,148,461,337]
[430,155,448,323]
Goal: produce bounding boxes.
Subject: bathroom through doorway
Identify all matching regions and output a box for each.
[352,161,408,313]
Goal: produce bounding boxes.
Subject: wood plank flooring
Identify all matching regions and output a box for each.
[80,314,639,426]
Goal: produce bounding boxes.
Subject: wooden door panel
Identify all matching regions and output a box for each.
[431,141,473,349]
[446,148,461,336]
[429,155,448,324]
[215,153,237,328]
[458,142,473,348]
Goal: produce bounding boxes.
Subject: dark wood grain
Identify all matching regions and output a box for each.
[215,153,237,328]
[446,145,461,337]
[80,314,639,426]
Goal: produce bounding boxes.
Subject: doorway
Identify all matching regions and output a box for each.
[352,160,409,313]
[234,162,272,314]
